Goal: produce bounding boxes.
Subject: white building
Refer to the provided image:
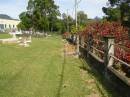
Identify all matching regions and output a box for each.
[0,14,20,32]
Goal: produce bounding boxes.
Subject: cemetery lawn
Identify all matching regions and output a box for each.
[0,33,12,39]
[0,35,109,97]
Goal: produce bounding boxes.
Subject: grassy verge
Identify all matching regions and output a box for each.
[0,33,12,39]
[0,35,109,97]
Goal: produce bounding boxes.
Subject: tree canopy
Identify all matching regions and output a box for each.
[102,7,121,21]
[17,12,32,30]
[18,0,60,32]
[77,11,88,26]
[103,0,130,28]
[18,0,89,34]
[62,13,74,32]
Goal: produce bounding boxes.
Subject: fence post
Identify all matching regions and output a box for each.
[80,36,84,47]
[104,36,115,67]
[87,33,93,58]
[76,34,80,57]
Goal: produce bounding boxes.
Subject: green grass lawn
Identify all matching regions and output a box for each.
[0,35,110,97]
[0,33,12,39]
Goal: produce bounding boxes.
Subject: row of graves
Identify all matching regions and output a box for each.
[0,31,32,47]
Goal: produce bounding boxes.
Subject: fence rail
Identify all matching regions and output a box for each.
[93,39,105,43]
[110,54,130,67]
[91,46,104,54]
[79,36,130,88]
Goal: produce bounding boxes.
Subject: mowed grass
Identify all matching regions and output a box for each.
[0,33,12,39]
[0,35,103,97]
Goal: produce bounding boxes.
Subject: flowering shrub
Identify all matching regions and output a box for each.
[62,32,70,39]
[79,21,130,63]
[80,22,129,41]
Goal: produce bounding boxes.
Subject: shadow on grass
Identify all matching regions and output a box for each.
[56,55,66,97]
[79,58,122,97]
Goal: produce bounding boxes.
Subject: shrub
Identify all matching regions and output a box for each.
[79,21,130,63]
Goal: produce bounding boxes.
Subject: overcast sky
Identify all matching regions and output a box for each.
[0,0,108,19]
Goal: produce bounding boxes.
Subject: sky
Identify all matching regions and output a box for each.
[0,0,108,19]
[0,0,28,19]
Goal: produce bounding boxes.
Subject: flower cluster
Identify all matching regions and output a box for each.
[79,21,130,63]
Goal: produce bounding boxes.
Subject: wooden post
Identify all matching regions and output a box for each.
[76,35,80,57]
[104,36,115,67]
[87,33,93,58]
[81,36,85,47]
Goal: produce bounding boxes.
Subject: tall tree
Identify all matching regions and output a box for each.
[102,7,121,21]
[62,13,74,32]
[17,12,32,30]
[103,0,130,27]
[77,11,88,26]
[19,0,60,32]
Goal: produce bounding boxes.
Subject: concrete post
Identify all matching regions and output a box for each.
[104,36,115,67]
[12,33,16,39]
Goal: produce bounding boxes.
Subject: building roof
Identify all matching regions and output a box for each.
[0,14,19,21]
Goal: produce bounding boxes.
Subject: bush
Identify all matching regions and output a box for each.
[79,21,130,63]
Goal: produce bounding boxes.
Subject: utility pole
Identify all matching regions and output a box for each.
[75,0,78,28]
[67,9,69,32]
[75,0,79,57]
[75,0,82,28]
[75,0,82,57]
